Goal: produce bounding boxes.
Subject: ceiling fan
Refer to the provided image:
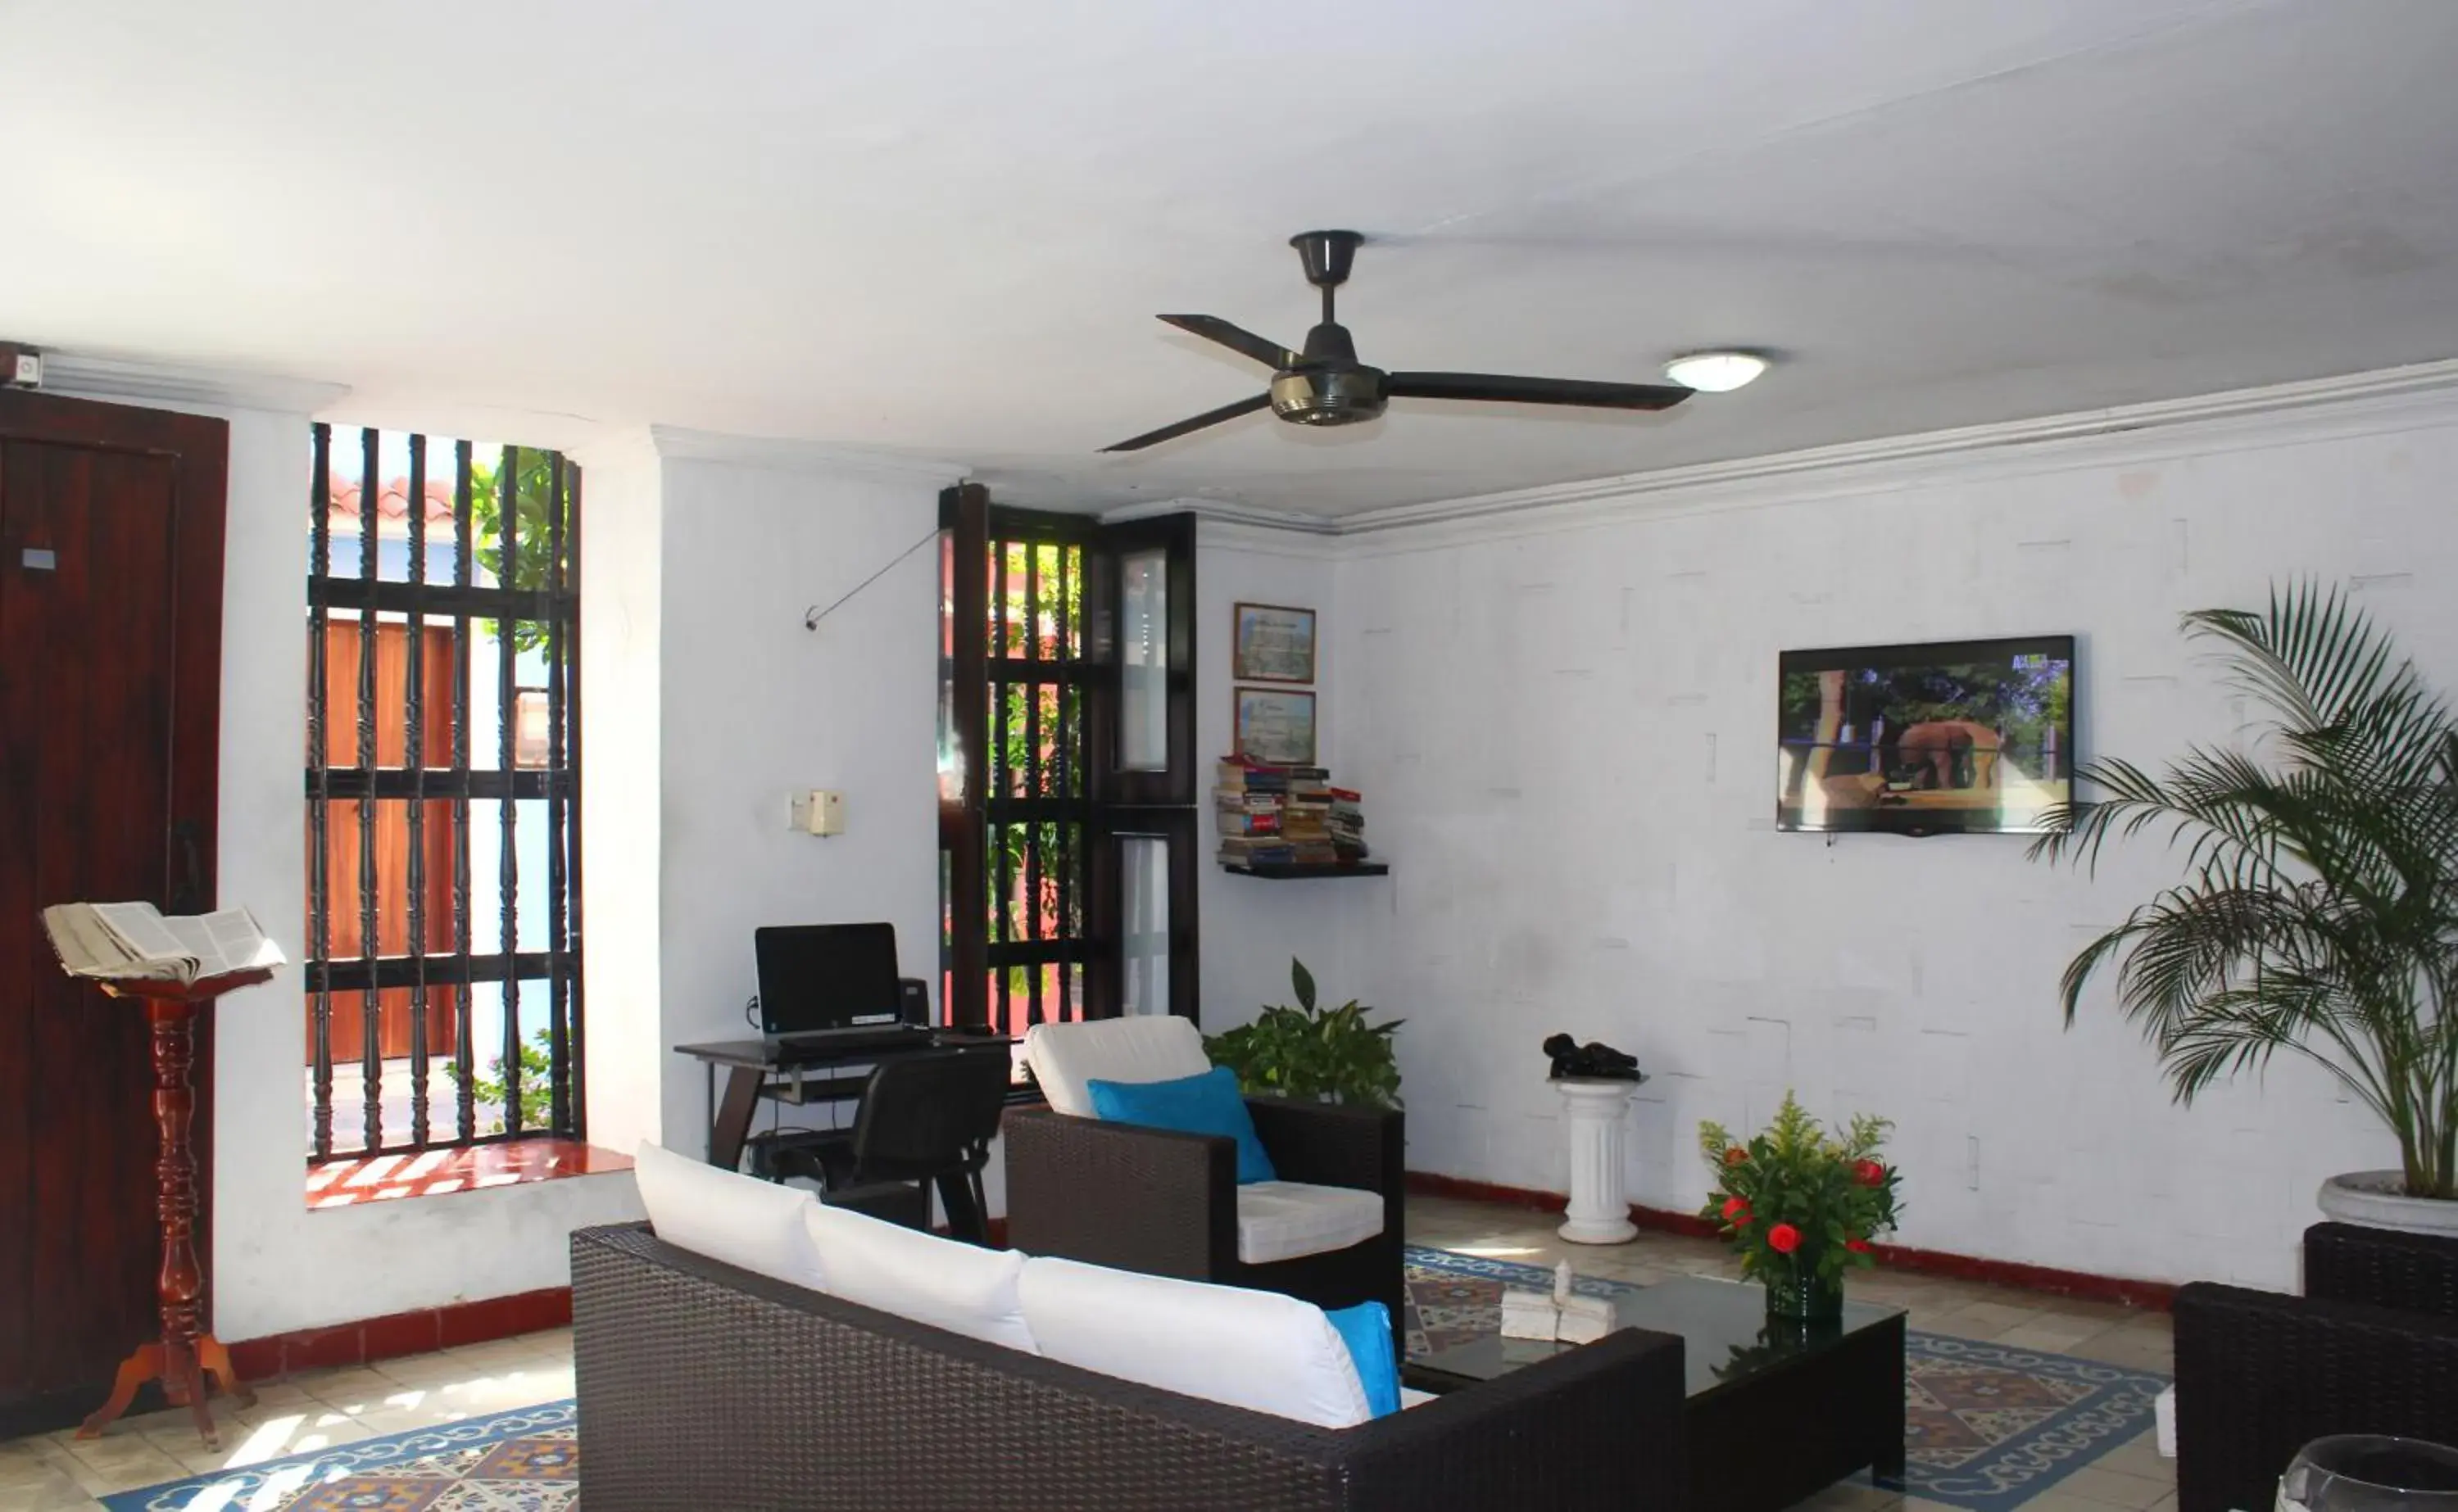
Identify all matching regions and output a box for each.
[1103,230,1696,453]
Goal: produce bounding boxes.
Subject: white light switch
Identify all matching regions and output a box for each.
[789,790,846,836]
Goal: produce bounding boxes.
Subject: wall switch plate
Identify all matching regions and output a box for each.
[789,789,846,836]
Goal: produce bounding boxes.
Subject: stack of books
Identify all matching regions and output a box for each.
[1215,757,1370,869]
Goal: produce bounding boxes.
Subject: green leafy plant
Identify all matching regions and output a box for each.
[1205,958,1403,1108]
[466,446,569,654]
[2029,582,2458,1200]
[443,1025,556,1134]
[1699,1093,1900,1287]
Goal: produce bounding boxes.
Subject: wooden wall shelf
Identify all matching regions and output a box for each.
[1219,862,1390,880]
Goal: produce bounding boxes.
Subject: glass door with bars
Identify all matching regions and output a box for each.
[938,486,1197,1036]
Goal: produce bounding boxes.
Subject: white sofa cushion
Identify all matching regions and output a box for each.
[1018,1256,1371,1428]
[1023,1015,1212,1118]
[804,1202,1038,1354]
[1235,1180,1386,1265]
[632,1139,827,1291]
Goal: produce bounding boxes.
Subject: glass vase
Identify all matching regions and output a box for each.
[1763,1259,1844,1322]
[2279,1435,2458,1512]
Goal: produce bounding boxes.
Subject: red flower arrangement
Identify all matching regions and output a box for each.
[1699,1092,1902,1308]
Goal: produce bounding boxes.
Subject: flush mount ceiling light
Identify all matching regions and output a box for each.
[1662,351,1768,392]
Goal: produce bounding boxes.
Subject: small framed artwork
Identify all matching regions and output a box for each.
[1233,601,1317,684]
[1234,686,1317,767]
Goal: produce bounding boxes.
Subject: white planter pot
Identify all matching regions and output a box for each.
[2315,1170,2458,1236]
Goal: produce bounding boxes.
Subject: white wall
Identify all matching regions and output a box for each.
[1323,397,2458,1291]
[653,453,947,1154]
[196,401,642,1342]
[1193,523,1378,1034]
[572,432,664,1157]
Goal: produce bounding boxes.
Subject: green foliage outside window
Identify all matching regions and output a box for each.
[467,447,568,654]
[443,1025,556,1135]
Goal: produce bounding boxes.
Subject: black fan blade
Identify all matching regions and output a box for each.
[1158,314,1299,370]
[1101,392,1273,453]
[1385,372,1694,411]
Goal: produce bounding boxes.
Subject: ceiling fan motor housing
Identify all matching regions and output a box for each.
[1270,364,1387,426]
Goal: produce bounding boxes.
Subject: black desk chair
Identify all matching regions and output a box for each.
[773,1044,1013,1245]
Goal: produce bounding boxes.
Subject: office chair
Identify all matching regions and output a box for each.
[774,1044,1013,1244]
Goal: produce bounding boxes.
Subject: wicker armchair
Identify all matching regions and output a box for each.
[573,1223,1686,1512]
[1005,1093,1406,1342]
[2174,1222,2458,1512]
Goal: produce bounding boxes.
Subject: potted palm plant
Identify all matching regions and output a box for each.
[2030,583,2458,1232]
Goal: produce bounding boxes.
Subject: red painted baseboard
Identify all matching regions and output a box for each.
[228,1285,572,1382]
[1405,1170,2177,1311]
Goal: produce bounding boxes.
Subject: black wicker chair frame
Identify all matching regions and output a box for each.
[573,1223,1687,1512]
[2174,1221,2458,1512]
[1005,1096,1406,1347]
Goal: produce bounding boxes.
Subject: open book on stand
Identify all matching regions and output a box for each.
[40,902,286,988]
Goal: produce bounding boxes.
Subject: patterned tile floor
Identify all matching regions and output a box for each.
[0,1195,2177,1512]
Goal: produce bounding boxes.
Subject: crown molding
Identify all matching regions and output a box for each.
[1330,358,2458,545]
[650,424,966,484]
[39,351,348,415]
[1099,496,1341,535]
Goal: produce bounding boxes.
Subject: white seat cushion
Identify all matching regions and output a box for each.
[1018,1256,1370,1428]
[1023,1015,1213,1118]
[803,1202,1039,1354]
[632,1139,827,1291]
[1235,1180,1385,1265]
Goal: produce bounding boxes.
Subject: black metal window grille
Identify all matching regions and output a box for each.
[941,506,1097,1036]
[305,424,583,1159]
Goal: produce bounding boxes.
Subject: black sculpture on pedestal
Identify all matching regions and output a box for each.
[1544,1033,1644,1082]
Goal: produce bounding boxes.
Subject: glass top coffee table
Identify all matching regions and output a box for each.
[1408,1274,1907,1512]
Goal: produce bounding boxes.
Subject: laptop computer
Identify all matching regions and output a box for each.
[754,923,927,1048]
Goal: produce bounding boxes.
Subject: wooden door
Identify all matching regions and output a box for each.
[0,390,227,1430]
[310,621,459,1064]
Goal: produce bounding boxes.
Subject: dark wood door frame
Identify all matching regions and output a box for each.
[0,387,228,1433]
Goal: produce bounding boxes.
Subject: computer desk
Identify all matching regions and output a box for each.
[671,1030,1014,1173]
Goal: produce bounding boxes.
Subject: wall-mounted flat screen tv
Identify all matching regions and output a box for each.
[1776,635,2075,835]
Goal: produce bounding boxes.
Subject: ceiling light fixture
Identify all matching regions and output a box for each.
[1663,351,1768,392]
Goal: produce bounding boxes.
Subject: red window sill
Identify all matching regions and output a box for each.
[306,1136,633,1209]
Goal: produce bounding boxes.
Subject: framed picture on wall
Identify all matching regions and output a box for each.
[1232,601,1317,684]
[1234,686,1317,767]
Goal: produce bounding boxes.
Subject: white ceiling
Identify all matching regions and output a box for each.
[8,1,2458,518]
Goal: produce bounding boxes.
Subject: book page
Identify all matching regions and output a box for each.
[39,904,158,979]
[91,901,198,968]
[188,907,284,977]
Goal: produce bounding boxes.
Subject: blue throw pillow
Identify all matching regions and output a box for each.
[1085,1066,1277,1184]
[1326,1301,1400,1418]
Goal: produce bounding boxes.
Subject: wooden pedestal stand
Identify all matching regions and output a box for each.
[75,967,273,1451]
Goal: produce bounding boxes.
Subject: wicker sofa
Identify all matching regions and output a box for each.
[2173,1222,2458,1512]
[572,1222,1687,1512]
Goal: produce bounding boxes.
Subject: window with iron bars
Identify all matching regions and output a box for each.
[939,485,1200,1039]
[304,424,583,1159]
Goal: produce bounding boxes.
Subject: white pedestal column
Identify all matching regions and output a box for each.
[1554,1078,1639,1244]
